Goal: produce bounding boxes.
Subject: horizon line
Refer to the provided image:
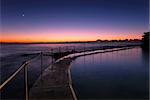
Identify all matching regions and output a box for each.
[0,39,142,44]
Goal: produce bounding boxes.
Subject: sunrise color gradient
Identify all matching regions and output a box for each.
[1,0,149,42]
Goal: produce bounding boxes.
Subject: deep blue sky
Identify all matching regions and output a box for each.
[1,0,149,42]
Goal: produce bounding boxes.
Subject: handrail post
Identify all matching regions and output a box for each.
[24,63,29,100]
[40,52,43,85]
[66,46,68,52]
[74,46,75,52]
[74,46,75,57]
[59,47,61,53]
[51,48,54,64]
[84,43,85,54]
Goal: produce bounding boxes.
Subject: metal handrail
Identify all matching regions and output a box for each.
[0,62,27,90]
[0,53,41,100]
[24,63,29,100]
[0,46,77,100]
[0,45,136,100]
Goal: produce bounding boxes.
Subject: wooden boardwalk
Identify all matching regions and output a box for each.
[29,58,77,100]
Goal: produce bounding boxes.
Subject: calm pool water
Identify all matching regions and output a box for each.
[0,43,143,99]
[71,47,149,99]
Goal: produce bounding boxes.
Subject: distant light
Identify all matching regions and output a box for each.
[22,14,25,17]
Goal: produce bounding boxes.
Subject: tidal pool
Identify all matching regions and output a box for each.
[71,47,149,99]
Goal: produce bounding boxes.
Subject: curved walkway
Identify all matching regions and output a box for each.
[29,46,135,100]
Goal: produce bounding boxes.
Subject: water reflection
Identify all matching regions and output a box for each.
[141,48,149,68]
[71,47,149,99]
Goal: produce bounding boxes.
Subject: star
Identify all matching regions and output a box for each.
[22,14,25,17]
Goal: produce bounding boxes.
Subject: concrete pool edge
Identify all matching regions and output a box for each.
[68,64,78,100]
[29,58,77,100]
[29,46,139,100]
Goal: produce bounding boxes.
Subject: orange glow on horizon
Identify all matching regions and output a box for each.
[0,32,142,43]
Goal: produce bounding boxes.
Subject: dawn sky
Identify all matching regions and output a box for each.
[1,0,149,42]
